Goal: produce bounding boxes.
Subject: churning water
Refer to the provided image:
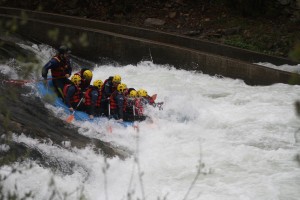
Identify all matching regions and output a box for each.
[1,42,300,200]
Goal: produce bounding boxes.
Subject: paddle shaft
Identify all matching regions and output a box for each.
[66,97,84,123]
[108,99,111,116]
[75,97,84,110]
[4,76,65,85]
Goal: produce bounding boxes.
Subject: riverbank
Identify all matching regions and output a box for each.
[1,0,300,60]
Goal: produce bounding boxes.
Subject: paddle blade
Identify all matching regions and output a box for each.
[107,125,113,133]
[66,114,74,123]
[133,124,140,133]
[151,94,157,101]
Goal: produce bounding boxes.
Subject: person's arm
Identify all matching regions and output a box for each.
[140,97,149,106]
[103,82,111,98]
[42,59,55,79]
[43,58,61,78]
[117,95,125,120]
[89,90,99,116]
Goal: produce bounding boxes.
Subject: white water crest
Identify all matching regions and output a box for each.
[256,62,300,73]
[1,43,300,200]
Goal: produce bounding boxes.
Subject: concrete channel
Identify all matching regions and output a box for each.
[0,6,299,85]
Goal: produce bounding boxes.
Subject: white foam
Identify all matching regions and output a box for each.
[1,44,300,200]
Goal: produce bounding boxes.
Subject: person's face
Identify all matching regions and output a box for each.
[113,82,120,87]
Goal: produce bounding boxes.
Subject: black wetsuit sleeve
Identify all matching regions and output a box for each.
[42,60,53,78]
[42,58,59,79]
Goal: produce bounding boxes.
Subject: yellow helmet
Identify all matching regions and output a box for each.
[137,89,148,97]
[83,70,93,80]
[112,75,121,83]
[93,80,103,89]
[117,83,127,93]
[71,74,81,85]
[129,90,137,97]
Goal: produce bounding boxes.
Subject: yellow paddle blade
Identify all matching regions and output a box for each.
[66,114,74,123]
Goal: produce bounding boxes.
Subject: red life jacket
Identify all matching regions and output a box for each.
[135,98,144,115]
[63,84,81,103]
[109,91,118,109]
[84,86,102,107]
[51,56,68,77]
[101,77,117,98]
[109,91,126,110]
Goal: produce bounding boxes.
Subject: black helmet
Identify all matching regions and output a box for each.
[58,45,71,54]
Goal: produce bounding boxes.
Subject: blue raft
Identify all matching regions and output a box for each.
[36,80,134,127]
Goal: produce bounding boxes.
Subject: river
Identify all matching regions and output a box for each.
[0,39,300,200]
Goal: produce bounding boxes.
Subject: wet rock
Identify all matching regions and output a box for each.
[144,18,166,26]
[278,0,292,5]
[223,26,241,36]
[169,11,177,18]
[183,30,202,36]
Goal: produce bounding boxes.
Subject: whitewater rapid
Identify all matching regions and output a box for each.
[1,43,300,200]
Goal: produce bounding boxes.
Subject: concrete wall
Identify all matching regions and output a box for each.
[0,7,299,85]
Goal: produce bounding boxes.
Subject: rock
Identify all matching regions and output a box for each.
[223,26,241,35]
[169,11,177,18]
[278,0,292,5]
[144,18,166,26]
[165,3,172,8]
[183,30,202,36]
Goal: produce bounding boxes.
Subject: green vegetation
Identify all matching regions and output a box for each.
[1,0,299,58]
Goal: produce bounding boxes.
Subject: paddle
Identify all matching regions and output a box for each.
[132,105,140,132]
[107,100,113,133]
[3,76,65,85]
[156,102,164,110]
[151,94,157,101]
[66,97,84,123]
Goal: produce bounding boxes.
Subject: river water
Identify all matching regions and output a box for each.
[1,41,300,200]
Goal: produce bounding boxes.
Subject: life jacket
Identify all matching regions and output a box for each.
[101,76,117,98]
[134,98,144,116]
[51,56,69,77]
[109,91,118,109]
[109,91,126,110]
[63,84,81,103]
[84,86,102,106]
